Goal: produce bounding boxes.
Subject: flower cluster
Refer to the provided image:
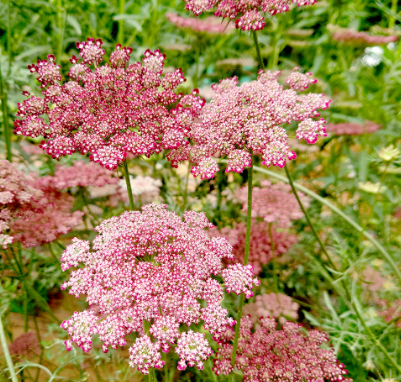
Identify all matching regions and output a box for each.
[50,161,119,189]
[330,27,398,46]
[236,180,309,225]
[60,204,259,374]
[0,160,82,248]
[326,121,381,135]
[8,332,40,358]
[15,38,205,170]
[166,13,235,34]
[243,292,299,324]
[209,220,297,275]
[169,70,329,179]
[183,0,317,31]
[377,300,401,329]
[213,316,350,381]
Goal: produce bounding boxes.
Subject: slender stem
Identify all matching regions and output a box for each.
[389,0,397,28]
[228,162,401,285]
[117,0,126,45]
[0,59,12,162]
[0,315,18,382]
[182,161,191,211]
[252,30,263,69]
[353,303,401,373]
[7,0,12,71]
[231,157,253,369]
[57,0,66,67]
[284,165,338,271]
[48,242,60,264]
[123,160,135,210]
[268,223,279,295]
[33,314,43,382]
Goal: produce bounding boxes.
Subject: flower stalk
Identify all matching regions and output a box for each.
[0,314,18,382]
[123,160,135,211]
[231,154,253,369]
[0,59,12,162]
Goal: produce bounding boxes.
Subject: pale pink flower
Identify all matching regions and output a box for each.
[209,220,297,275]
[15,39,205,170]
[60,204,256,373]
[236,180,309,225]
[183,0,317,30]
[166,13,234,34]
[243,292,299,324]
[331,27,398,46]
[326,121,381,135]
[171,70,330,179]
[213,316,349,381]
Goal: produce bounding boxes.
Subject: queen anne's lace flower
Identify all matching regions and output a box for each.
[183,0,317,30]
[213,316,349,381]
[171,70,329,179]
[15,39,205,170]
[236,180,309,225]
[60,204,258,373]
[209,220,297,275]
[326,120,381,135]
[166,13,235,34]
[0,160,83,248]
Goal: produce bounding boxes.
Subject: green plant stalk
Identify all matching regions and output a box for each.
[7,0,12,71]
[231,157,253,369]
[143,321,156,382]
[117,0,125,45]
[229,162,401,285]
[123,160,135,210]
[284,165,338,271]
[57,0,66,66]
[389,0,397,28]
[0,61,12,162]
[0,315,18,382]
[268,222,279,295]
[252,31,263,69]
[33,314,43,382]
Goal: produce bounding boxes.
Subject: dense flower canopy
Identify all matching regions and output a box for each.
[15,38,205,170]
[60,204,259,374]
[213,316,350,381]
[168,69,330,179]
[183,0,317,31]
[0,160,83,248]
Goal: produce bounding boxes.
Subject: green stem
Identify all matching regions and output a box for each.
[57,0,66,66]
[0,315,18,382]
[7,0,12,71]
[268,222,279,295]
[353,302,401,373]
[284,165,338,271]
[231,157,253,369]
[0,59,12,162]
[228,162,401,285]
[117,0,125,45]
[123,160,135,210]
[389,0,397,28]
[252,30,263,69]
[33,314,43,382]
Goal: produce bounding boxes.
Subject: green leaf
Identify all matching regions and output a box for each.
[67,15,82,36]
[15,46,51,61]
[303,311,321,327]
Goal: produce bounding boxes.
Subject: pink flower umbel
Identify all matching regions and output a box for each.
[15,38,205,170]
[209,220,297,275]
[0,160,83,248]
[173,69,329,179]
[330,27,398,46]
[213,316,350,381]
[60,204,258,373]
[166,13,235,34]
[325,121,381,135]
[50,161,119,189]
[183,0,317,31]
[236,180,309,225]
